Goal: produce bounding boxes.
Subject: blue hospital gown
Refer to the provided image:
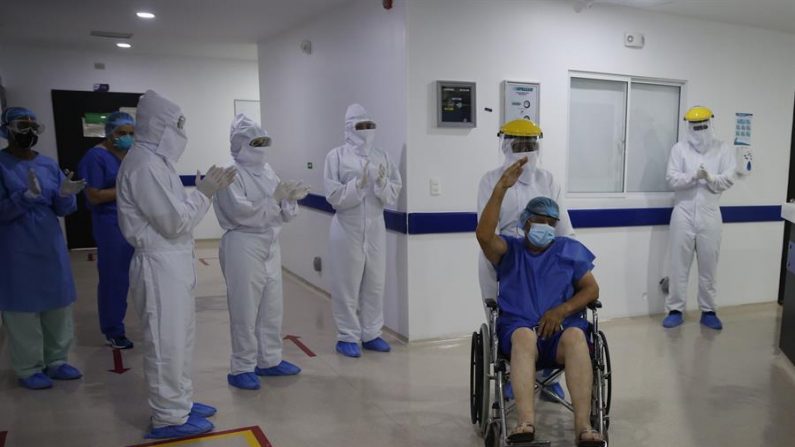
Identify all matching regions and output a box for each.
[0,149,77,312]
[496,236,596,331]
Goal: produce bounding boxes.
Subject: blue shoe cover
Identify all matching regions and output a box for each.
[541,381,566,402]
[45,363,82,380]
[19,372,53,390]
[362,337,391,352]
[145,415,214,439]
[700,312,723,330]
[256,360,301,376]
[336,341,361,358]
[503,382,514,401]
[227,372,260,390]
[662,311,684,328]
[190,402,217,418]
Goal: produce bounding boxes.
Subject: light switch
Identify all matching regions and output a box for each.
[430,178,441,196]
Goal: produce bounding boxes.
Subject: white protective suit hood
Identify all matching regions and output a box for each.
[134,90,188,162]
[687,120,714,154]
[501,136,539,184]
[230,113,270,168]
[344,103,376,157]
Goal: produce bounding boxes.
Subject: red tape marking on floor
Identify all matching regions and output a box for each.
[109,348,130,374]
[284,335,316,357]
[127,425,272,447]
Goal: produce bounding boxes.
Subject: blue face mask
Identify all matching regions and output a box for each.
[113,134,134,151]
[526,223,555,248]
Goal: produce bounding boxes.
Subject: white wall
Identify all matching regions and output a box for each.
[405,0,795,339]
[0,45,260,239]
[257,1,409,335]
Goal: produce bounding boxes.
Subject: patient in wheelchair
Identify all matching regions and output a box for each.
[476,157,605,447]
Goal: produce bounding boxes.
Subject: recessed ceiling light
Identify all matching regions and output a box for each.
[136,11,156,19]
[116,42,132,49]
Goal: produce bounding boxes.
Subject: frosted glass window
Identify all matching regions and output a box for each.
[626,83,681,192]
[568,78,627,193]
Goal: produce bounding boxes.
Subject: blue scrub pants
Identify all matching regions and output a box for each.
[93,212,134,338]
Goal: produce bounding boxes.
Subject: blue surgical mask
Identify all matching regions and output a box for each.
[113,134,134,151]
[526,223,555,248]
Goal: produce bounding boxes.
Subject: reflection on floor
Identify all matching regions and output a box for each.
[1,242,795,446]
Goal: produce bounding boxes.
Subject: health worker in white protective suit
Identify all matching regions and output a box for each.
[476,118,574,402]
[215,114,310,391]
[117,90,237,440]
[324,104,402,358]
[663,106,736,330]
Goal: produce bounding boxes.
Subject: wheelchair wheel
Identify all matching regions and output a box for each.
[478,324,493,435]
[590,330,612,439]
[470,330,482,425]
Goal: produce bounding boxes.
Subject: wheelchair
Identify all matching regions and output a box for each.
[470,299,611,446]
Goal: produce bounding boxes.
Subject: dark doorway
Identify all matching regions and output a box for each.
[779,93,795,305]
[51,90,142,249]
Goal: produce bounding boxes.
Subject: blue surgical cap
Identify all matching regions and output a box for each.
[519,196,560,227]
[104,111,135,136]
[1,107,37,139]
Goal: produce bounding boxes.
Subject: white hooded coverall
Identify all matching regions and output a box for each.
[214,114,298,374]
[476,147,575,301]
[665,125,736,312]
[117,90,211,428]
[324,104,402,343]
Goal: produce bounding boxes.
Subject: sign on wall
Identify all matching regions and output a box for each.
[436,81,476,128]
[503,81,540,124]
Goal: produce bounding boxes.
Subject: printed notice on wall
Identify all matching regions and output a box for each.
[734,112,753,146]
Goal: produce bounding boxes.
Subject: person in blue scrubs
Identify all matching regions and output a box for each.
[77,111,136,349]
[0,107,87,390]
[476,157,605,446]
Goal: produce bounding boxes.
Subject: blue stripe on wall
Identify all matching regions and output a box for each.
[197,191,782,234]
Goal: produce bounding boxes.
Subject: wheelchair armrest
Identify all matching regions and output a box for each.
[587,300,603,310]
[484,298,498,310]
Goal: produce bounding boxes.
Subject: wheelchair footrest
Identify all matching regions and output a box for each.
[507,441,551,447]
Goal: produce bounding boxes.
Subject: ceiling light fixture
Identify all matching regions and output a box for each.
[116,42,132,49]
[136,11,156,19]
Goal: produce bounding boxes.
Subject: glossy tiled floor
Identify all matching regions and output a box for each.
[1,242,795,446]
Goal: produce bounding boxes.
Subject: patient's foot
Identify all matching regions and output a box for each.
[509,421,535,442]
[576,428,605,446]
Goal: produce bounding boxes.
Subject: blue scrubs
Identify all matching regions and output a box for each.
[0,150,77,312]
[77,146,133,338]
[495,236,595,364]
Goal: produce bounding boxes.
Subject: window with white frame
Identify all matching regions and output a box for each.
[567,74,683,194]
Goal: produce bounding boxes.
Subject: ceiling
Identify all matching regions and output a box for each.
[0,1,792,62]
[580,0,795,35]
[0,0,354,61]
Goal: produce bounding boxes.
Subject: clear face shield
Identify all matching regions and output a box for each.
[687,119,714,152]
[500,135,541,170]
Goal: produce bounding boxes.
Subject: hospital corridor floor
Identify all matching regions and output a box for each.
[1,242,795,447]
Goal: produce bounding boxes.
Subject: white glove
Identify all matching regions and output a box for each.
[357,160,370,189]
[697,164,713,182]
[287,181,311,201]
[273,181,291,202]
[59,169,87,197]
[376,164,387,188]
[26,168,42,197]
[196,165,237,198]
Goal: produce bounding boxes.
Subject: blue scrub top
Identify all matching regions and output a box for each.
[77,146,122,216]
[496,236,595,328]
[0,149,78,312]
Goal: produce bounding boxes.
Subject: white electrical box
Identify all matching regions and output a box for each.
[503,81,540,124]
[624,32,644,48]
